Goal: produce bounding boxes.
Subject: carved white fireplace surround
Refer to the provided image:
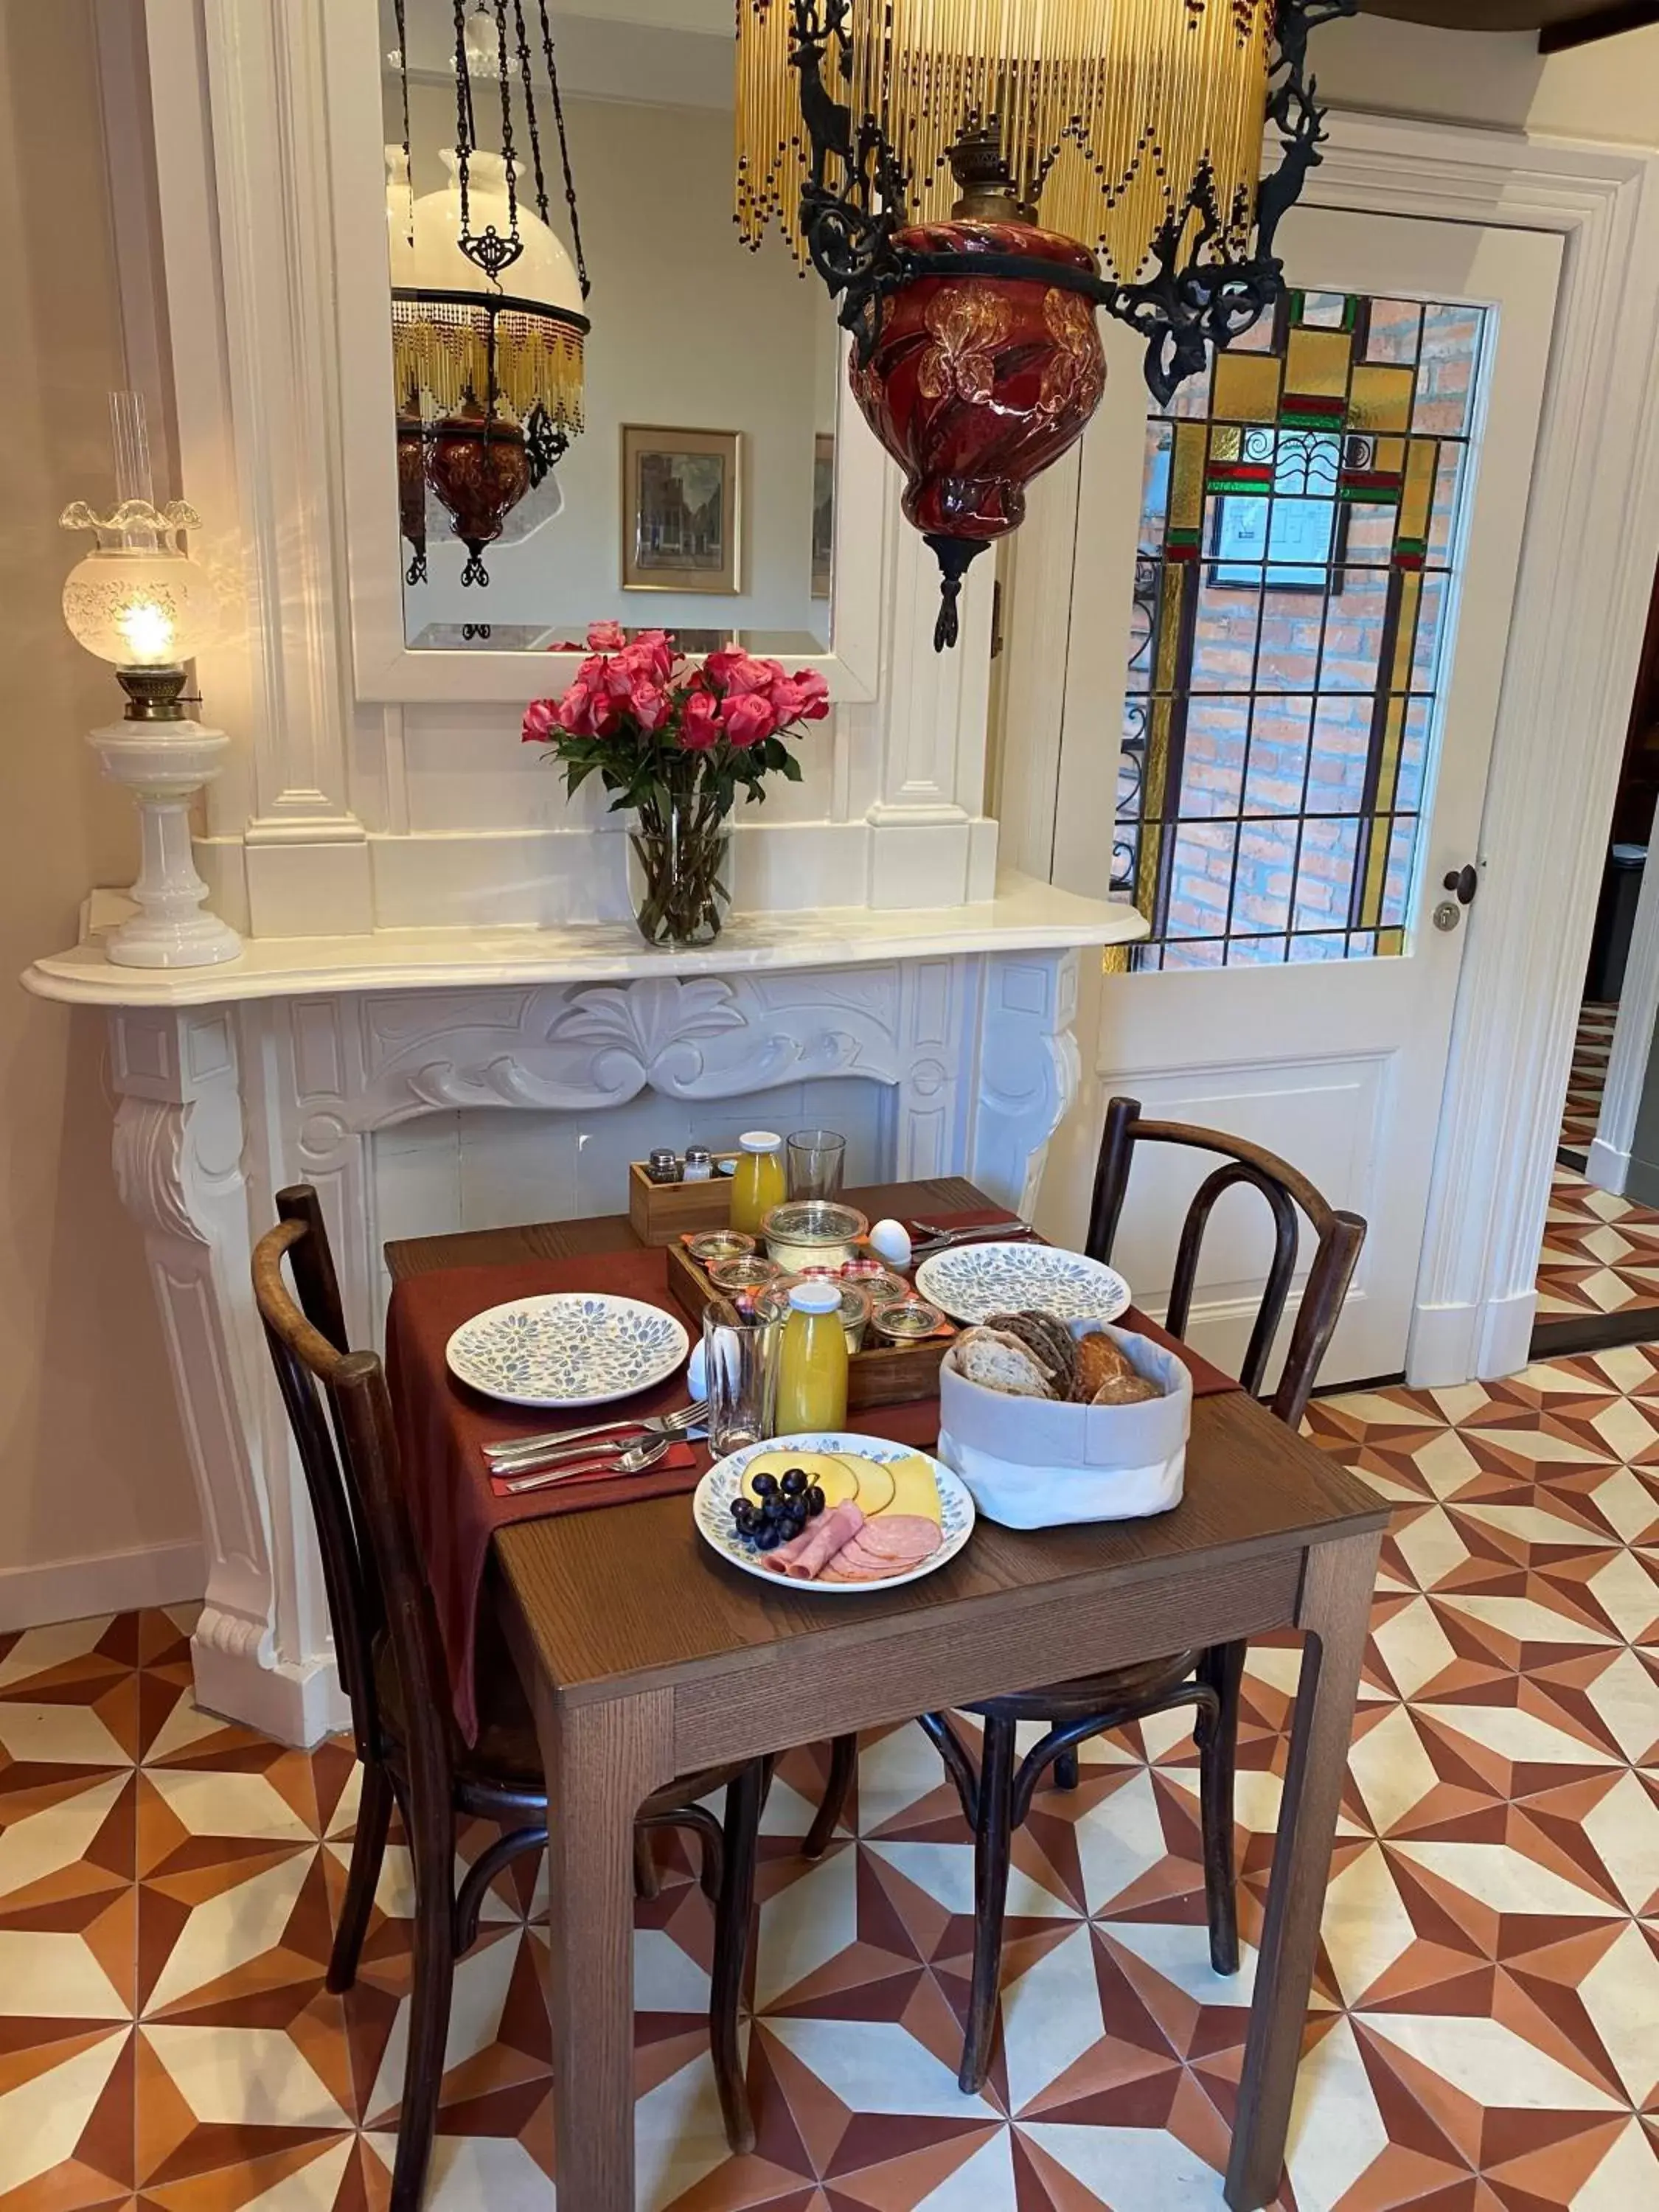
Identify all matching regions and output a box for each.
[27,878,1135,1744]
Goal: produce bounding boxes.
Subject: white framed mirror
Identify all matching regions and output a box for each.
[323,0,886,704]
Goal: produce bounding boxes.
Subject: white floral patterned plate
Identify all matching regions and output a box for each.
[693,1433,975,1593]
[445,1294,689,1409]
[913,1241,1131,1326]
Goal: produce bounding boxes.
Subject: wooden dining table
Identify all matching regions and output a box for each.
[386,1175,1388,2212]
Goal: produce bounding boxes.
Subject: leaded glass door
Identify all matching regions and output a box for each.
[1121,286,1479,967]
[1024,208,1563,1383]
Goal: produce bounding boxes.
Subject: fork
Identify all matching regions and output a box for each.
[484,1399,705,1471]
[908,1218,1034,1254]
[497,1435,673,1495]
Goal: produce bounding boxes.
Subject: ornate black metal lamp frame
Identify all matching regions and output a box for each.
[390,0,591,589]
[786,0,1357,407]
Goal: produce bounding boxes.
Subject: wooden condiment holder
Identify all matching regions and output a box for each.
[627,1159,735,1246]
[663,1239,951,1411]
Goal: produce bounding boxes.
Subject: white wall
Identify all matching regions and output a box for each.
[1315,13,1659,144]
[397,80,838,643]
[3,0,201,1627]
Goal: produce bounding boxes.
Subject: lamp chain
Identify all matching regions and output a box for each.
[392,0,414,243]
[493,0,519,243]
[535,0,590,299]
[452,0,475,248]
[510,0,552,230]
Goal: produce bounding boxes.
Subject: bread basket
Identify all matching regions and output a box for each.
[936,1323,1191,1529]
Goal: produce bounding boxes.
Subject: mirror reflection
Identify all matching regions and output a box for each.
[380,0,841,654]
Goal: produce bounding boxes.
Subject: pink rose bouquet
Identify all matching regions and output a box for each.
[521,624,830,945]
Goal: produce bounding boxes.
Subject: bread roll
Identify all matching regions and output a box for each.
[1092,1371,1162,1405]
[1072,1330,1133,1401]
[951,1327,1056,1398]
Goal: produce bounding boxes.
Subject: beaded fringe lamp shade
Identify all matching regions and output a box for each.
[388,0,591,591]
[390,296,585,438]
[737,0,1276,287]
[733,0,1352,649]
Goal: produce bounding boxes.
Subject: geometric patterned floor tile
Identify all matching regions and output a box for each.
[1558,1001,1615,1166]
[1536,1162,1659,1325]
[8,1348,1659,2209]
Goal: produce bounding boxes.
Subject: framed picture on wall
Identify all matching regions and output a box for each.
[810,433,835,600]
[621,425,742,594]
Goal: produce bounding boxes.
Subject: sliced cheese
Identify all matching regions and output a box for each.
[836,1454,895,1516]
[876,1453,942,1525]
[742,1451,860,1509]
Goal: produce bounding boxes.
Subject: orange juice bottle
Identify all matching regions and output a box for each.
[730,1130,786,1236]
[776,1279,849,1431]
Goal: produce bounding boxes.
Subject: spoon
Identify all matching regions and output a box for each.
[497,1435,672,1495]
[485,1399,706,1470]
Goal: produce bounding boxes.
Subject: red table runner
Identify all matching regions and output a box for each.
[386,1234,1235,1742]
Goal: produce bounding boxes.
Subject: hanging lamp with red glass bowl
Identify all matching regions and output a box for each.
[736,0,1357,647]
[387,0,591,593]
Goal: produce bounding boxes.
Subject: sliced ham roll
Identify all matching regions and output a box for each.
[762,1500,865,1579]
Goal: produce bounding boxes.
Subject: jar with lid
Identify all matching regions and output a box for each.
[761,1198,869,1274]
[776,1279,849,1431]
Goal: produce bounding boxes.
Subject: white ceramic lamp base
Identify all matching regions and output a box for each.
[88,720,243,970]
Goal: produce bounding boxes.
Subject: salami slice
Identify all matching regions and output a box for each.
[855,1514,942,1562]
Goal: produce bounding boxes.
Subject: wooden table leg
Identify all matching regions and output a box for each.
[532,1677,676,2212]
[1225,1527,1380,2211]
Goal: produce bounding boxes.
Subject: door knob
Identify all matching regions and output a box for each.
[1442,863,1478,906]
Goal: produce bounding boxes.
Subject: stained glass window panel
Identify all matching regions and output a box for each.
[1114,286,1487,970]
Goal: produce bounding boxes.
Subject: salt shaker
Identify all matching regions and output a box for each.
[683,1146,714,1182]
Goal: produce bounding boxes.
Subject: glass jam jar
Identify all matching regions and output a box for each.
[760,1198,869,1275]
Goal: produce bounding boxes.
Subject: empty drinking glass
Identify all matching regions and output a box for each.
[786,1127,846,1201]
[703,1307,779,1455]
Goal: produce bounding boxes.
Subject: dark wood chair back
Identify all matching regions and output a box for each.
[251,1188,449,1786]
[1085,1096,1367,1429]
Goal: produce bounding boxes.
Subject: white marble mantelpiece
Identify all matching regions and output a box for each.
[24,875,1142,1006]
[26,877,1140,1744]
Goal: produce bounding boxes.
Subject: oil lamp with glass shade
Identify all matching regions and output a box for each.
[59,397,241,970]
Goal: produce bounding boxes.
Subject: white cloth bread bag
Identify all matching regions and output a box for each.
[937,1323,1191,1529]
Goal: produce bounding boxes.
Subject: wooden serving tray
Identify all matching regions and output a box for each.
[663,1239,950,1411]
[627,1159,736,1245]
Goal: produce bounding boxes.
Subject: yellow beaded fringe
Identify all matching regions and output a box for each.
[392,302,586,435]
[736,0,1275,280]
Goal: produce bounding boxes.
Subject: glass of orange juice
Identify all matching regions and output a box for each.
[730,1130,786,1236]
[776,1279,849,1432]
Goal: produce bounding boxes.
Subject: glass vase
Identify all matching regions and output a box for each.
[627,791,732,949]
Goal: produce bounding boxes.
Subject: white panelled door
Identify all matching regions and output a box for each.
[1026,208,1562,1384]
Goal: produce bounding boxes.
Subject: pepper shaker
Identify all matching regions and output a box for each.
[646,1147,681,1185]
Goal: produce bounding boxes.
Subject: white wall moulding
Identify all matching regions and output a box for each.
[1297,119,1659,1386]
[0,1543,205,1641]
[29,886,1134,1741]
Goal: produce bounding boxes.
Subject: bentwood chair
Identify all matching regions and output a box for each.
[925,1099,1367,2091]
[252,1188,768,2208]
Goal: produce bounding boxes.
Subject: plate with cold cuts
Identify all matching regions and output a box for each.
[914,1240,1131,1326]
[693,1433,974,1592]
[445,1293,688,1409]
